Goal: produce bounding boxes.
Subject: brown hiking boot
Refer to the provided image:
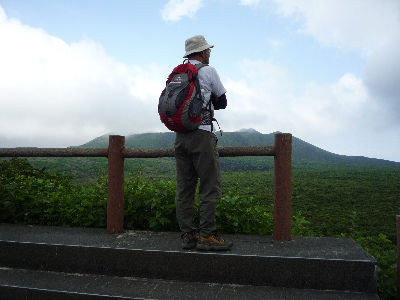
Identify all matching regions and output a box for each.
[196,232,233,251]
[181,230,198,249]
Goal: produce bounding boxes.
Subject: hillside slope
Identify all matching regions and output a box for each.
[76,130,399,171]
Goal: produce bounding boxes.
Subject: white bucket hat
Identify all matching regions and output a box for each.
[183,35,214,58]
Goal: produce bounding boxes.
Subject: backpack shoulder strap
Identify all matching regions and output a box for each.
[195,63,208,71]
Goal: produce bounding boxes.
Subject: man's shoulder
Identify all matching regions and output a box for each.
[198,64,218,74]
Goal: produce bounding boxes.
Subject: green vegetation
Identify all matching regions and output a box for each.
[221,168,400,242]
[0,158,107,227]
[1,129,399,300]
[356,234,397,299]
[220,168,398,299]
[0,158,398,298]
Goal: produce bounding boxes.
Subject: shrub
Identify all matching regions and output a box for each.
[216,192,273,235]
[123,174,178,231]
[356,234,397,300]
[0,158,106,227]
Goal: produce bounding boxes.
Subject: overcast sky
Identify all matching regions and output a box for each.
[0,0,399,162]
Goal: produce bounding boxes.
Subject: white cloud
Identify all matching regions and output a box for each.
[161,0,204,21]
[219,58,381,146]
[0,6,167,147]
[264,0,400,127]
[363,34,400,122]
[221,59,290,129]
[290,73,372,134]
[239,0,261,7]
[230,1,400,160]
[272,0,400,53]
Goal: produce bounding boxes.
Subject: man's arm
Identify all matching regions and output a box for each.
[211,93,227,110]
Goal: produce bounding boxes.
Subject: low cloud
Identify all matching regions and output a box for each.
[220,59,376,138]
[363,35,400,123]
[0,6,166,147]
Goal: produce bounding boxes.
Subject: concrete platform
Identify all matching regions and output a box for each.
[0,268,378,300]
[0,223,376,259]
[0,223,378,299]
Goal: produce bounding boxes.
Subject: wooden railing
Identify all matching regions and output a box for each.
[0,133,292,240]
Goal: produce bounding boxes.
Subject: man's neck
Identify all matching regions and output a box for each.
[189,55,205,63]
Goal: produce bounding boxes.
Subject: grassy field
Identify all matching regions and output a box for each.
[148,167,400,242]
[220,168,400,241]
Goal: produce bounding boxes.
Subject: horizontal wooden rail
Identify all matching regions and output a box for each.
[0,148,109,157]
[123,146,275,158]
[0,133,292,240]
[0,146,275,159]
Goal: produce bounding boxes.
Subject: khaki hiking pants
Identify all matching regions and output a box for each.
[174,129,221,237]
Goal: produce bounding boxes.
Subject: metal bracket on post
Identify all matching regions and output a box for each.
[273,133,292,241]
[107,135,125,233]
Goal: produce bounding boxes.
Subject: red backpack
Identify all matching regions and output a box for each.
[158,62,206,132]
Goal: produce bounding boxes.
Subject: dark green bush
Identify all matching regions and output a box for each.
[0,158,106,227]
[216,192,273,235]
[123,174,178,231]
[0,158,71,183]
[356,234,397,300]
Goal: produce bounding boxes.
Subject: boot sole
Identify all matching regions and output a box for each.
[182,242,197,249]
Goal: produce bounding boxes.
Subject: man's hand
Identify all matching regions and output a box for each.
[211,93,227,110]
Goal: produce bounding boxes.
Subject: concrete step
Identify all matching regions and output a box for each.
[0,267,379,299]
[0,224,378,297]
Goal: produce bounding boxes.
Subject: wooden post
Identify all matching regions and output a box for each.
[107,135,125,233]
[273,133,292,241]
[397,215,400,300]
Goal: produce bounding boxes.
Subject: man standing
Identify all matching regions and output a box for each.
[175,35,232,251]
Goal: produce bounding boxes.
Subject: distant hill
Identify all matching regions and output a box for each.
[74,130,399,172]
[20,130,398,181]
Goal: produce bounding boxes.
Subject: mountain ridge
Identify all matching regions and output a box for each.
[75,130,399,170]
